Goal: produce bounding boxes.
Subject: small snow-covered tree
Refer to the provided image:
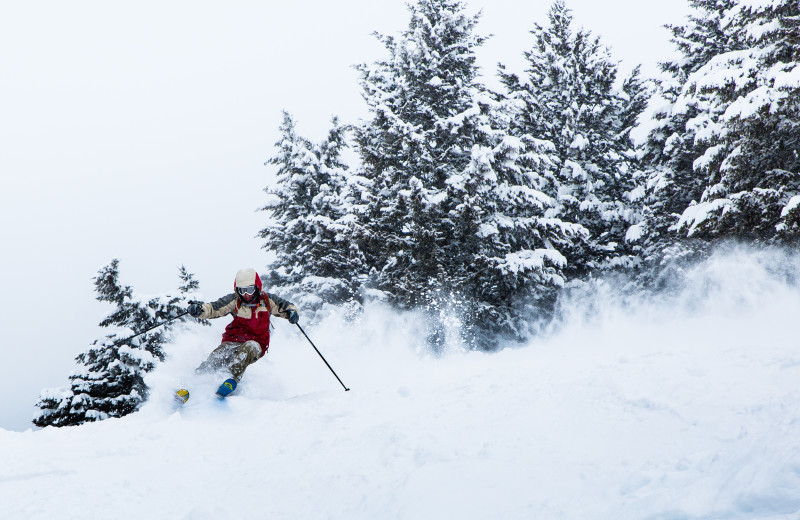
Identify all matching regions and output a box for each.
[33,261,199,428]
[178,264,200,294]
[260,112,362,316]
[499,0,640,276]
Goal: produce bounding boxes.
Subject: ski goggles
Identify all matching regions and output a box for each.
[237,285,257,296]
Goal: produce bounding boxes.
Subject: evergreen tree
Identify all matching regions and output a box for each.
[673,0,800,241]
[178,264,200,294]
[499,0,640,276]
[633,0,743,251]
[354,0,580,349]
[33,261,199,427]
[354,0,490,313]
[453,106,586,347]
[260,112,362,316]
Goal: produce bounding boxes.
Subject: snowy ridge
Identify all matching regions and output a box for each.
[3,248,800,519]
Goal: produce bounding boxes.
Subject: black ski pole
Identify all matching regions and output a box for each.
[296,323,350,391]
[108,311,191,348]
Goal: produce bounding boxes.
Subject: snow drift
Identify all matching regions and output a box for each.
[2,246,800,519]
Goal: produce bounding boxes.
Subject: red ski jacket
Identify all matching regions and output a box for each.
[198,292,298,355]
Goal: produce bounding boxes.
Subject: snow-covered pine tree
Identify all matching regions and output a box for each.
[355,0,580,349]
[178,264,200,294]
[451,100,587,348]
[33,261,199,427]
[354,0,490,314]
[499,0,640,277]
[632,0,742,253]
[260,112,361,317]
[672,0,800,241]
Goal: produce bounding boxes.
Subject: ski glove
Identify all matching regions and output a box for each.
[286,309,299,325]
[188,302,204,318]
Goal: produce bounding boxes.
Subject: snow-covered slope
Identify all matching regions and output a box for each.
[2,247,800,520]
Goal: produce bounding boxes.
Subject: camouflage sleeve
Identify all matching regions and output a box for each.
[266,292,299,320]
[200,293,237,319]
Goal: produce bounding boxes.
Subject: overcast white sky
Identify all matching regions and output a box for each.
[0,0,692,431]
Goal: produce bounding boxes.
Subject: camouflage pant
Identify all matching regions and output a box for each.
[196,341,263,381]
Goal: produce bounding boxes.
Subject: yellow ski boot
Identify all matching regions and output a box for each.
[175,388,190,404]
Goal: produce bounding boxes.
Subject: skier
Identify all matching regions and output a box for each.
[176,267,299,401]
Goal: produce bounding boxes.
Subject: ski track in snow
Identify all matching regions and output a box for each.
[2,248,800,520]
